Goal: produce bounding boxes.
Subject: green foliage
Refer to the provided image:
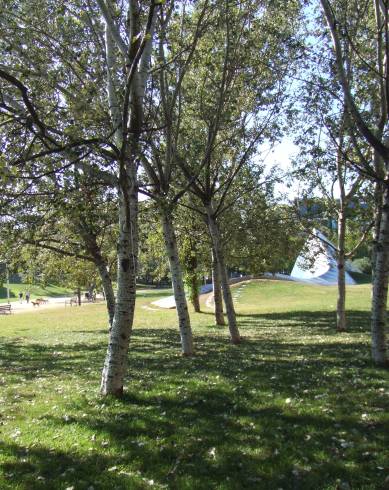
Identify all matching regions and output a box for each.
[175,205,209,303]
[221,185,303,274]
[138,204,170,284]
[352,257,372,275]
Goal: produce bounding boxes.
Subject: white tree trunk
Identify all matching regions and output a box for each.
[212,248,225,325]
[99,1,156,396]
[372,150,384,280]
[206,206,241,343]
[337,208,346,331]
[161,208,194,355]
[371,183,389,366]
[100,184,138,396]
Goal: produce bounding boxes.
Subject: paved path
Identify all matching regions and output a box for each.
[1,297,71,314]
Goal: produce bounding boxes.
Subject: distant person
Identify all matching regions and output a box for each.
[18,292,23,304]
[25,291,30,303]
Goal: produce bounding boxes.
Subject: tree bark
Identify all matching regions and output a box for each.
[372,149,385,280]
[161,208,194,355]
[190,274,201,313]
[95,259,115,326]
[337,207,347,331]
[371,181,389,366]
[187,250,201,313]
[212,248,225,325]
[206,206,240,343]
[77,225,116,326]
[100,183,138,396]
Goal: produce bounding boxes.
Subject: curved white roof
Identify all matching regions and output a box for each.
[291,229,356,285]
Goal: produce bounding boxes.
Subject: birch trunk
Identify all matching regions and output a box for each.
[372,150,384,280]
[337,208,347,331]
[98,0,156,396]
[161,208,194,355]
[371,181,389,366]
[206,207,241,343]
[100,183,138,396]
[212,248,225,325]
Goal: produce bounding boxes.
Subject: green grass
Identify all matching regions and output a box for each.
[0,283,73,303]
[0,280,388,489]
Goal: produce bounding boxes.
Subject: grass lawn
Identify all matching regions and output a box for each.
[0,280,388,489]
[0,283,73,303]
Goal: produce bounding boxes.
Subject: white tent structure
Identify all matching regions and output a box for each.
[291,229,356,285]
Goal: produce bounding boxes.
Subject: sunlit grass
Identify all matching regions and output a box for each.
[0,281,388,489]
[0,283,73,303]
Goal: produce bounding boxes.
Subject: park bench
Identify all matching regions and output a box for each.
[0,304,12,314]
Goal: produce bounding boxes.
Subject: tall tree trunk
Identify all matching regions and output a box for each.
[100,182,138,396]
[183,243,201,313]
[190,274,201,313]
[206,206,241,343]
[372,149,385,281]
[78,226,116,326]
[371,181,389,366]
[161,208,194,356]
[337,207,347,331]
[212,248,225,325]
[98,1,156,396]
[95,259,115,326]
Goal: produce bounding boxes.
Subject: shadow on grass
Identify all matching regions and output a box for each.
[0,338,105,384]
[0,310,388,489]
[237,309,372,334]
[0,440,130,490]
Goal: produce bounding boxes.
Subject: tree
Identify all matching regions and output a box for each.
[176,205,210,314]
[0,0,163,394]
[291,45,373,331]
[319,0,389,364]
[139,0,212,355]
[0,171,117,322]
[174,0,302,342]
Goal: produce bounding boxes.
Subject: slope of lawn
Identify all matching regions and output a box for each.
[0,280,388,489]
[0,283,73,303]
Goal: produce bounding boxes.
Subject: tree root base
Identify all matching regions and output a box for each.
[230,337,242,345]
[372,359,389,368]
[101,386,124,398]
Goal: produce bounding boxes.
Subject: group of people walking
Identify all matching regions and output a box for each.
[18,291,30,303]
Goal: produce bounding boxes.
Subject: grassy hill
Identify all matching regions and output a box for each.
[0,280,387,489]
[0,282,73,302]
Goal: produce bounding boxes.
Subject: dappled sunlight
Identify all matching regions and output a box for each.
[0,282,388,489]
